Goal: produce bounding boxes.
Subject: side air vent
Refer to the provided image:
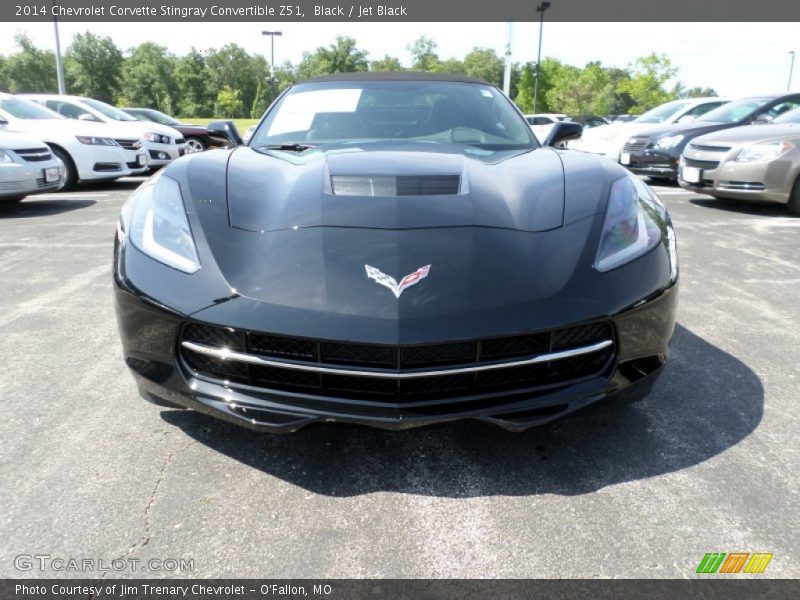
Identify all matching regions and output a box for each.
[331,175,461,196]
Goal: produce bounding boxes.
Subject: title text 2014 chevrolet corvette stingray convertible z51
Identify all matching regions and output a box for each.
[114,73,678,432]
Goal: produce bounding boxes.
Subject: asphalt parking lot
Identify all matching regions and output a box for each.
[0,177,798,579]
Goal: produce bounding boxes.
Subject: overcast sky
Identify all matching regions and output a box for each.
[1,21,797,97]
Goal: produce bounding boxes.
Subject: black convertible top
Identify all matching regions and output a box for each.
[299,72,492,86]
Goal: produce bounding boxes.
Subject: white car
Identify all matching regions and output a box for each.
[523,113,568,143]
[0,130,66,202]
[568,97,731,160]
[0,94,146,188]
[22,94,187,169]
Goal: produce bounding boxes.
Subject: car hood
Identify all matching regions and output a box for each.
[692,123,800,145]
[0,129,50,150]
[170,145,620,320]
[225,144,567,232]
[1,117,135,141]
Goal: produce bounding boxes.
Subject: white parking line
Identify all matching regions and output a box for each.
[31,193,110,199]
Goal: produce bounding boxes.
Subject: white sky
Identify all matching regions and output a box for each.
[1,21,797,97]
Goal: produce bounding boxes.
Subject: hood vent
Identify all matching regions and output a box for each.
[331,175,461,197]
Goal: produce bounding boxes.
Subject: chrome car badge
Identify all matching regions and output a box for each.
[365,264,431,298]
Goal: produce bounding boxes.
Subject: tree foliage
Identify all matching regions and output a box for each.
[297,37,368,79]
[4,33,57,93]
[64,33,123,103]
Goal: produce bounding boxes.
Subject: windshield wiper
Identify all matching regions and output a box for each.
[258,143,314,152]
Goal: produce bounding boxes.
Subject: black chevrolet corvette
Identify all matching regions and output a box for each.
[114,73,678,432]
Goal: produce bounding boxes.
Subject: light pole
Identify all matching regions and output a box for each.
[789,51,796,92]
[533,1,551,113]
[261,31,283,82]
[52,0,66,93]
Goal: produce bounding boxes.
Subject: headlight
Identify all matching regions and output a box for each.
[595,175,664,272]
[76,135,117,146]
[652,134,684,150]
[735,141,794,163]
[124,175,200,273]
[0,149,13,163]
[144,132,171,144]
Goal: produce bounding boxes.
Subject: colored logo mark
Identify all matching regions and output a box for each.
[696,552,773,574]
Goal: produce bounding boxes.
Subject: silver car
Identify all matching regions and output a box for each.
[0,130,65,203]
[679,106,800,214]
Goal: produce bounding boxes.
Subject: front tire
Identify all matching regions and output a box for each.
[185,137,206,153]
[50,146,78,190]
[788,175,800,216]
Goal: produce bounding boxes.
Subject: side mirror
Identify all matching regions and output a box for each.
[543,121,583,147]
[751,115,771,125]
[207,120,243,147]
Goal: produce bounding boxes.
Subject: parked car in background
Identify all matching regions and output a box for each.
[21,94,187,169]
[523,113,568,142]
[607,115,637,124]
[0,93,145,188]
[622,93,800,181]
[679,106,800,214]
[570,98,730,160]
[0,130,65,202]
[120,108,226,153]
[565,115,610,130]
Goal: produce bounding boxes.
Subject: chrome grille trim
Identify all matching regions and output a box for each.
[181,339,614,380]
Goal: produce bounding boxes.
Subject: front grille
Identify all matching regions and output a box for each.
[683,157,720,170]
[622,139,648,153]
[688,143,731,153]
[331,175,461,196]
[180,321,616,404]
[174,138,186,145]
[114,139,140,150]
[93,162,122,172]
[14,147,53,162]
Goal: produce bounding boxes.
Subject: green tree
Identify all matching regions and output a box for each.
[0,55,8,91]
[118,43,177,112]
[216,86,242,118]
[64,33,123,103]
[297,37,369,79]
[5,33,56,93]
[680,86,718,98]
[173,48,212,117]
[407,36,439,71]
[514,62,536,112]
[462,48,504,87]
[618,53,678,114]
[370,55,404,71]
[434,58,466,75]
[205,44,270,117]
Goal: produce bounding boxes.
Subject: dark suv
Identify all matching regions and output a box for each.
[621,93,800,181]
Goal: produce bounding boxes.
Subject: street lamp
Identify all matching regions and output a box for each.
[533,1,551,113]
[261,31,283,82]
[789,51,796,92]
[51,0,66,93]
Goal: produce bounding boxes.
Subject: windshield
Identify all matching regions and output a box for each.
[251,81,536,150]
[634,101,691,124]
[772,106,800,124]
[698,97,772,123]
[0,97,63,120]
[81,98,138,121]
[139,109,179,126]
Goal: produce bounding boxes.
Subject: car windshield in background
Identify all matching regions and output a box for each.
[141,109,180,126]
[82,98,138,121]
[633,100,691,123]
[772,107,800,124]
[251,81,536,150]
[0,97,62,119]
[698,97,772,123]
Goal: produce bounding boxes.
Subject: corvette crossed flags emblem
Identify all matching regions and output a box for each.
[365,264,431,298]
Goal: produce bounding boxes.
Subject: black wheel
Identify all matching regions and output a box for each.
[50,146,78,189]
[185,137,206,153]
[788,175,800,216]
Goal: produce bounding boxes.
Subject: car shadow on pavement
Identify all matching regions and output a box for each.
[689,197,793,217]
[162,324,763,497]
[0,198,96,218]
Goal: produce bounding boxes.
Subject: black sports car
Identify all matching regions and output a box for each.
[114,73,678,433]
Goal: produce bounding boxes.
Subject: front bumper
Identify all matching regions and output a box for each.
[0,159,65,198]
[624,150,679,179]
[678,154,798,204]
[145,142,188,167]
[115,266,678,432]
